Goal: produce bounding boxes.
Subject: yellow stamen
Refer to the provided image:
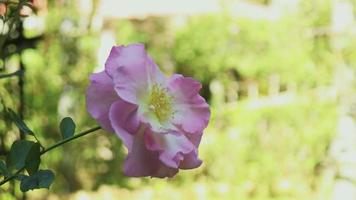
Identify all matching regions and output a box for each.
[148,84,173,123]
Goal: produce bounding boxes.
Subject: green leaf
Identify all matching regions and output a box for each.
[8,140,35,170]
[20,170,55,192]
[15,174,27,181]
[59,117,76,139]
[0,160,8,177]
[25,143,41,175]
[6,108,34,136]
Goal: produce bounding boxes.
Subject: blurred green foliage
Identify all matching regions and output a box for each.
[1,0,355,199]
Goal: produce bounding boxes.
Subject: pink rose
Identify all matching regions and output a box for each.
[86,44,210,178]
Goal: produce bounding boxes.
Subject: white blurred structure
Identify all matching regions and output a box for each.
[329,1,356,200]
[95,30,116,72]
[332,1,354,33]
[97,0,220,18]
[96,0,300,20]
[92,0,302,69]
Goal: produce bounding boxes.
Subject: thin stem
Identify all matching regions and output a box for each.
[0,166,24,186]
[40,126,101,155]
[0,69,23,79]
[33,134,44,149]
[18,60,24,139]
[0,126,101,186]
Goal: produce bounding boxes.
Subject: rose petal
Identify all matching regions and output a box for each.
[123,127,178,178]
[109,100,140,152]
[145,129,195,168]
[86,71,118,132]
[179,131,203,169]
[105,44,165,104]
[179,150,202,169]
[168,74,210,134]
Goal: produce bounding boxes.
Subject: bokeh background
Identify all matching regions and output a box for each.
[1,0,356,199]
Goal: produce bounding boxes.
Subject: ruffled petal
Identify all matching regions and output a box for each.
[109,100,140,152]
[168,74,210,134]
[86,71,118,132]
[123,127,178,178]
[145,129,195,168]
[179,131,203,169]
[87,44,209,178]
[179,150,202,169]
[105,44,165,104]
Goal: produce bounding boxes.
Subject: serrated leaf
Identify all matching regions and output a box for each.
[59,117,76,139]
[20,170,55,192]
[8,140,35,170]
[25,143,41,175]
[7,108,34,136]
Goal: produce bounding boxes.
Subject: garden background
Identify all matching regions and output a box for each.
[1,0,356,199]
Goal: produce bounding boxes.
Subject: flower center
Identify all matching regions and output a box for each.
[148,84,173,123]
